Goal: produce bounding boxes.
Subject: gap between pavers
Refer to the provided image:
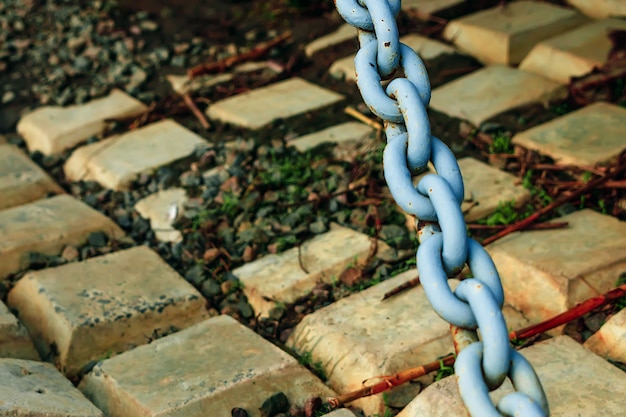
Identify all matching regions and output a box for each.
[487,209,626,328]
[584,307,626,364]
[79,315,335,417]
[0,144,64,210]
[0,300,39,361]
[330,34,456,82]
[512,101,626,167]
[520,18,626,84]
[442,1,587,65]
[567,0,626,19]
[7,246,208,376]
[0,358,104,417]
[305,23,356,57]
[397,335,626,417]
[16,89,147,155]
[232,223,395,318]
[134,188,188,242]
[288,121,374,153]
[429,65,566,127]
[64,118,208,190]
[0,195,125,280]
[287,269,528,416]
[206,77,344,130]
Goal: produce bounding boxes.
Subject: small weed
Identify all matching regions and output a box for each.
[434,358,454,381]
[550,102,571,115]
[522,170,553,206]
[581,171,593,183]
[616,272,626,311]
[489,133,513,154]
[373,394,394,417]
[299,351,327,380]
[598,199,608,214]
[480,200,519,226]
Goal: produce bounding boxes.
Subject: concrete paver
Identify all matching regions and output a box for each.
[134,188,188,242]
[79,315,335,417]
[233,224,394,318]
[398,336,626,417]
[289,122,374,152]
[487,209,626,326]
[64,119,208,190]
[402,0,463,15]
[443,1,587,65]
[305,23,356,57]
[167,73,233,95]
[0,358,105,416]
[287,270,528,416]
[8,246,208,376]
[512,102,626,166]
[0,144,64,210]
[567,0,626,19]
[520,19,626,84]
[0,300,39,360]
[206,77,344,129]
[429,65,566,126]
[584,308,626,364]
[0,195,125,280]
[330,34,455,82]
[17,89,147,155]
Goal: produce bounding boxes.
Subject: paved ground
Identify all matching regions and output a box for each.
[1,1,626,416]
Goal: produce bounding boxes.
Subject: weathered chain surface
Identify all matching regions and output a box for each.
[334,1,549,415]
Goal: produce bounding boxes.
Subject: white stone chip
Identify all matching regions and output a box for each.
[135,188,188,242]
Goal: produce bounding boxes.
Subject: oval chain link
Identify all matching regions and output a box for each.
[333,1,549,415]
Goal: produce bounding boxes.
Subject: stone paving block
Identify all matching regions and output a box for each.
[402,0,463,15]
[134,188,188,242]
[0,144,64,210]
[16,89,147,155]
[166,73,233,95]
[442,1,587,65]
[567,0,626,19]
[512,102,626,167]
[520,19,626,84]
[305,23,356,57]
[0,300,39,360]
[487,209,626,326]
[79,315,335,417]
[7,246,208,376]
[398,335,626,417]
[233,224,394,318]
[206,77,344,130]
[324,410,359,417]
[0,195,125,280]
[287,270,528,416]
[429,66,566,126]
[330,34,455,82]
[584,308,626,364]
[0,358,104,417]
[289,122,374,152]
[64,119,208,190]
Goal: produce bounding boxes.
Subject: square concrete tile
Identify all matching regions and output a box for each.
[0,195,125,280]
[17,89,147,155]
[64,119,208,190]
[7,246,208,376]
[520,19,626,83]
[0,144,64,210]
[0,358,104,417]
[206,77,344,129]
[0,300,39,360]
[567,0,626,18]
[584,308,626,364]
[305,24,356,57]
[79,315,335,417]
[429,65,566,126]
[487,209,626,325]
[233,224,393,318]
[443,1,587,65]
[399,336,626,417]
[289,122,374,152]
[287,270,528,416]
[512,102,626,166]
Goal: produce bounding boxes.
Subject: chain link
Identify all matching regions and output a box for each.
[333,1,549,415]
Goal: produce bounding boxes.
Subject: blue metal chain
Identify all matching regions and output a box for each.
[334,1,550,416]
